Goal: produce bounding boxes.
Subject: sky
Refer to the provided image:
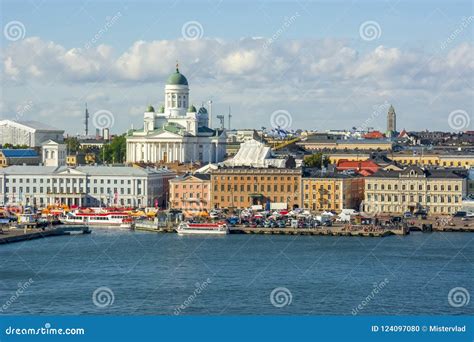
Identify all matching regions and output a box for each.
[1,0,473,135]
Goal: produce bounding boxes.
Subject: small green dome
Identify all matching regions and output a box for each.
[158,105,165,113]
[167,67,188,86]
[188,104,197,112]
[146,105,155,112]
[198,107,208,115]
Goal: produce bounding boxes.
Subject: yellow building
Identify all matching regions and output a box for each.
[298,139,392,151]
[328,152,474,169]
[302,170,364,213]
[364,166,467,215]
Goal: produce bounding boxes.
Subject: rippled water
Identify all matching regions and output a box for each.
[0,229,472,315]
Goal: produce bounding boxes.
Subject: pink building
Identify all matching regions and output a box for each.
[169,173,211,216]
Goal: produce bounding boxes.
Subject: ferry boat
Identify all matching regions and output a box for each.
[176,222,229,235]
[63,210,133,228]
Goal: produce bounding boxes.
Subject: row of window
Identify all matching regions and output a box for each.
[167,93,187,108]
[215,176,299,181]
[171,192,208,199]
[366,205,456,214]
[214,184,299,192]
[4,187,142,195]
[213,196,298,203]
[175,184,208,189]
[367,194,461,203]
[3,178,137,185]
[303,203,340,210]
[367,183,460,191]
[305,184,340,191]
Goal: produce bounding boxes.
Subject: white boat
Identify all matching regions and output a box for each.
[63,211,132,227]
[176,222,229,235]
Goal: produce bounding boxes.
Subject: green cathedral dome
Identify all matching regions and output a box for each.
[167,67,188,86]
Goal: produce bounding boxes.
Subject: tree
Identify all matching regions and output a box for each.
[64,137,81,153]
[99,135,126,164]
[304,152,329,168]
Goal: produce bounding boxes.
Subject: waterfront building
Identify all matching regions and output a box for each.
[126,66,226,164]
[0,165,175,208]
[0,149,40,167]
[169,173,211,216]
[210,166,302,210]
[364,166,467,215]
[0,120,64,147]
[302,169,364,212]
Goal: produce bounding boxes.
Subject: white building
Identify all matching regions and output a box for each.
[126,65,226,164]
[0,120,64,147]
[0,165,176,208]
[42,140,66,167]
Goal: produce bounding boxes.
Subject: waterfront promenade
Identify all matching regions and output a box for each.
[0,225,90,244]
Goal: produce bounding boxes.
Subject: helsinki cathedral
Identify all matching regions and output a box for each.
[126,65,227,164]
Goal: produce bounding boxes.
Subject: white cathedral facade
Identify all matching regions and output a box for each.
[126,66,226,164]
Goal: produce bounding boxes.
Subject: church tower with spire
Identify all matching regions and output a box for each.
[387,105,396,137]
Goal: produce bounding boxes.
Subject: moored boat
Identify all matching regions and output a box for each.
[176,222,229,235]
[62,210,133,228]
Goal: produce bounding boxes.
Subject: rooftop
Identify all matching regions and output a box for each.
[0,165,175,177]
[0,149,38,158]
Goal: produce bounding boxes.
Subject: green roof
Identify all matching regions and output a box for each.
[158,105,165,113]
[167,67,188,85]
[188,104,197,112]
[146,105,155,112]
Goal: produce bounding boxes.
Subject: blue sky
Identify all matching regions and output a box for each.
[1,0,473,134]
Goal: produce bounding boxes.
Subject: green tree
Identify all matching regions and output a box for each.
[64,137,81,153]
[99,135,126,164]
[304,152,329,168]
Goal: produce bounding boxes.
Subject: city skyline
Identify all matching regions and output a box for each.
[1,0,473,134]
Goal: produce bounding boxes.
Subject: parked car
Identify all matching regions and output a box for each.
[403,212,413,219]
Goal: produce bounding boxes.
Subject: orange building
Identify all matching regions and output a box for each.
[169,173,211,216]
[210,167,302,210]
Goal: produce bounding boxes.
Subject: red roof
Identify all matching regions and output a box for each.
[336,160,380,175]
[398,129,408,138]
[363,131,384,139]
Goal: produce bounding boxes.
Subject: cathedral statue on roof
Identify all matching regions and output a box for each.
[126,65,226,164]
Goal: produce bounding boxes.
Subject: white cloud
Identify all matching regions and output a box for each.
[1,37,473,132]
